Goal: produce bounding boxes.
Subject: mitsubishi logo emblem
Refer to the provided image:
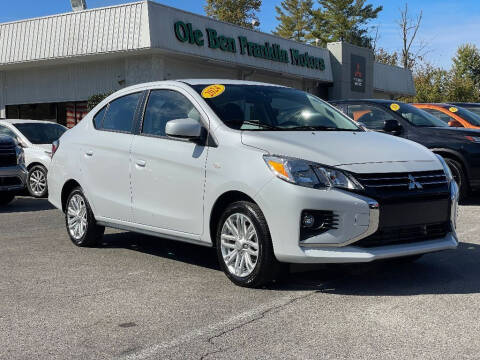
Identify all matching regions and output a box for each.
[408,174,423,190]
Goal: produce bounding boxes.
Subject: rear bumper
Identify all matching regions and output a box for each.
[0,165,27,192]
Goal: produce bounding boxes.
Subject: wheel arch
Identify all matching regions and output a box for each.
[209,190,257,246]
[431,148,470,180]
[61,179,82,212]
[27,162,47,171]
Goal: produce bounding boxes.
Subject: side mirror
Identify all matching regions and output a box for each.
[14,137,28,148]
[448,120,463,128]
[165,118,204,141]
[383,119,402,135]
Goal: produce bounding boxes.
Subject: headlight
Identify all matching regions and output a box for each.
[263,155,363,190]
[16,148,25,165]
[435,154,453,183]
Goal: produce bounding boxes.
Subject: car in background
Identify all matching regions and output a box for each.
[0,135,27,205]
[331,99,480,199]
[413,103,480,129]
[0,120,67,198]
[48,80,459,287]
[450,103,480,118]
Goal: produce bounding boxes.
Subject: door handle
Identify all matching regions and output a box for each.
[85,150,94,157]
[136,160,146,167]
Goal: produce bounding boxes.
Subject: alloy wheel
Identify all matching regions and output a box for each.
[29,169,47,196]
[67,194,88,240]
[220,213,259,277]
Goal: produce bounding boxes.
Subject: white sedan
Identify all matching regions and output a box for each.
[0,120,67,198]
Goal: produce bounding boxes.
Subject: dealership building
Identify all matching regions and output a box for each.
[0,1,415,127]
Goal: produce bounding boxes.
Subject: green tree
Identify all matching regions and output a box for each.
[310,0,382,47]
[452,44,480,87]
[273,0,314,43]
[402,63,449,103]
[204,0,262,29]
[375,48,399,66]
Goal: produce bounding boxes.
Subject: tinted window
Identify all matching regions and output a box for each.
[102,93,142,133]
[379,103,447,127]
[449,107,480,126]
[346,104,391,130]
[423,108,453,124]
[191,85,359,131]
[93,106,107,129]
[0,125,17,139]
[12,123,67,144]
[142,90,201,137]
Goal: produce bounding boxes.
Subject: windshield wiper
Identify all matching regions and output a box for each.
[242,120,282,130]
[285,125,356,131]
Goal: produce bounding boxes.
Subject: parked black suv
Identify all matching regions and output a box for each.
[0,135,27,205]
[330,99,480,199]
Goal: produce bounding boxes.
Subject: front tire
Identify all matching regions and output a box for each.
[65,187,104,247]
[27,165,48,198]
[444,158,468,200]
[0,192,15,206]
[216,201,283,287]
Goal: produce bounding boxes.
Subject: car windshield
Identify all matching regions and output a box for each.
[191,84,360,131]
[13,122,67,144]
[382,102,448,127]
[446,106,480,126]
[460,106,480,118]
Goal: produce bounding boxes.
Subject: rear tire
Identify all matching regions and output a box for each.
[444,158,468,201]
[0,192,15,206]
[216,201,284,287]
[65,187,104,247]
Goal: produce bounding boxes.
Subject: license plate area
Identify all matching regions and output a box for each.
[380,199,450,228]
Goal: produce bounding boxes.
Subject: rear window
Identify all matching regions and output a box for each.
[97,92,142,133]
[13,122,66,144]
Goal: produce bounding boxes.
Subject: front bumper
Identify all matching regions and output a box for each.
[254,178,459,264]
[0,164,28,192]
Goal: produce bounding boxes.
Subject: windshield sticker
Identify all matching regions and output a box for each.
[390,103,400,111]
[201,84,225,98]
[449,106,458,113]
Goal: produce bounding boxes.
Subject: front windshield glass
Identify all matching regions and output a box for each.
[191,84,360,131]
[13,122,67,144]
[461,106,480,118]
[447,106,480,126]
[382,102,448,127]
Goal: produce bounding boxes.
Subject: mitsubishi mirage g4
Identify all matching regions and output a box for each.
[47,80,459,287]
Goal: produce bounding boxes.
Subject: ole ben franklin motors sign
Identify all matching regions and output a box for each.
[173,21,326,72]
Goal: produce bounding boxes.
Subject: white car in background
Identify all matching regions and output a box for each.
[0,120,67,198]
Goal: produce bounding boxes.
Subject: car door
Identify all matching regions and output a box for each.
[130,88,208,235]
[81,92,143,222]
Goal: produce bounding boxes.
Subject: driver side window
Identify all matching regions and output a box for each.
[346,104,391,130]
[142,90,201,137]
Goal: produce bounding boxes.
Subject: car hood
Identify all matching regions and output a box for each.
[241,130,441,173]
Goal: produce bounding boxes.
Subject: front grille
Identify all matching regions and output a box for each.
[0,143,17,167]
[0,176,22,187]
[357,170,447,190]
[354,221,450,248]
[356,170,449,202]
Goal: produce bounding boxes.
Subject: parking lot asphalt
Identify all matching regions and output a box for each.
[1,197,480,359]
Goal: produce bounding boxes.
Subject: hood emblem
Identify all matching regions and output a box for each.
[408,174,423,190]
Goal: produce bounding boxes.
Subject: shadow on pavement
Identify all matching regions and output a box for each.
[100,231,480,296]
[0,197,54,213]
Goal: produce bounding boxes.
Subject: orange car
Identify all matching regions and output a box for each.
[413,103,480,129]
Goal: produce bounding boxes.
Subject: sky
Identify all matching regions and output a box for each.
[1,0,480,69]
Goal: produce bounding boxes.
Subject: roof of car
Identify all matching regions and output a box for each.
[450,102,480,107]
[330,99,401,104]
[413,103,454,107]
[0,119,58,124]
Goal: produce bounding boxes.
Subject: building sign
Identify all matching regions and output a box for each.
[173,21,325,71]
[351,54,366,92]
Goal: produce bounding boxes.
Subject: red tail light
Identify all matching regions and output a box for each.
[51,140,60,157]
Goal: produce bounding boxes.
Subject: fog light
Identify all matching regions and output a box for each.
[302,213,315,228]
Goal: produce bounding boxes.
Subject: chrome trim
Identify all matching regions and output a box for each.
[300,200,380,248]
